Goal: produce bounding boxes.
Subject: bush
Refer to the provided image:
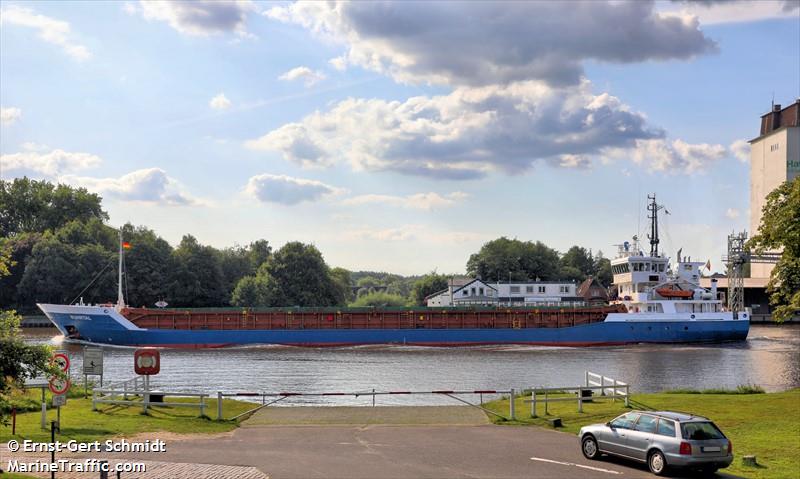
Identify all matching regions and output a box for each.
[349,291,410,307]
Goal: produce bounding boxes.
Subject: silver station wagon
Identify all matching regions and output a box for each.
[579,411,733,475]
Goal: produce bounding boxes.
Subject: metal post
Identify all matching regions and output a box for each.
[544,389,548,415]
[578,387,583,413]
[50,421,56,479]
[143,376,149,414]
[585,371,589,388]
[217,392,223,420]
[509,388,516,420]
[531,390,537,418]
[372,388,375,407]
[625,385,630,407]
[99,460,108,479]
[57,406,61,429]
[41,388,47,429]
[611,379,615,402]
[199,395,206,417]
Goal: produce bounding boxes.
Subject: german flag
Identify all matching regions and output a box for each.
[122,242,132,249]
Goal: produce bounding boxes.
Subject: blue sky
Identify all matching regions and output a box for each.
[1,0,798,275]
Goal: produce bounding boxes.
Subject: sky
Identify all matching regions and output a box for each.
[1,0,798,275]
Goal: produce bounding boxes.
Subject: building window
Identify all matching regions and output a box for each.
[771,143,779,152]
[471,287,476,296]
[462,290,468,296]
[510,286,520,294]
[559,285,569,294]
[538,286,546,293]
[526,286,534,293]
[479,287,484,295]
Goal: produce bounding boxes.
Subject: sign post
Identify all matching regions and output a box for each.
[83,346,104,397]
[134,349,160,414]
[49,350,70,431]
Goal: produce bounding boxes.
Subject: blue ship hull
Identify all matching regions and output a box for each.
[41,306,750,348]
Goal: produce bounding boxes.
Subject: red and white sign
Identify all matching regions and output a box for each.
[49,377,70,395]
[52,352,70,372]
[134,349,160,375]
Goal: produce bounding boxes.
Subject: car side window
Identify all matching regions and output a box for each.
[656,418,676,437]
[635,414,657,433]
[610,413,640,430]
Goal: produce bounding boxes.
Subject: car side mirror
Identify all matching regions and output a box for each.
[606,422,613,428]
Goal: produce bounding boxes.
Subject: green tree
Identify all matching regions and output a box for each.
[247,239,272,272]
[0,233,42,309]
[350,291,409,307]
[230,275,270,307]
[560,246,594,281]
[411,272,448,305]
[593,250,613,287]
[330,267,354,304]
[253,242,344,307]
[0,178,107,236]
[121,224,174,308]
[747,178,800,322]
[0,244,62,425]
[168,235,227,307]
[466,237,561,281]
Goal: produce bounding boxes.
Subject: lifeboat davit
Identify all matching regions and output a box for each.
[655,286,694,298]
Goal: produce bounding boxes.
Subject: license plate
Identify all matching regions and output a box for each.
[703,446,721,452]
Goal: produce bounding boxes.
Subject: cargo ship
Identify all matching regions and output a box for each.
[38,196,749,348]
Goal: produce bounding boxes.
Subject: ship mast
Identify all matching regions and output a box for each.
[647,194,664,257]
[116,228,126,311]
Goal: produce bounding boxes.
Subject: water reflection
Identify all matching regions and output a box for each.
[22,325,800,405]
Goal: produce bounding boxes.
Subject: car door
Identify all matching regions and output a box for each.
[625,414,658,461]
[599,413,640,456]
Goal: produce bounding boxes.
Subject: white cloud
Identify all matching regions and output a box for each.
[342,192,468,210]
[20,142,49,152]
[661,1,798,25]
[1,149,101,176]
[343,224,485,243]
[209,92,232,110]
[725,208,741,219]
[244,174,342,205]
[549,154,592,169]
[246,80,658,179]
[730,139,750,163]
[328,56,347,71]
[623,138,728,174]
[265,1,716,87]
[0,5,91,61]
[62,168,201,206]
[278,66,326,87]
[1,107,22,126]
[132,0,257,37]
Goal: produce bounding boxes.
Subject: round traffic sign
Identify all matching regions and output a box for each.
[49,377,70,395]
[52,353,70,372]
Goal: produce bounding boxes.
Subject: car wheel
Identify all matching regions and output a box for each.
[648,450,668,476]
[581,435,599,460]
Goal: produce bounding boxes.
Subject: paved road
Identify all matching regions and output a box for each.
[4,407,741,478]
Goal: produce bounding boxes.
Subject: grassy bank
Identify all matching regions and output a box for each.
[484,388,800,479]
[1,391,256,444]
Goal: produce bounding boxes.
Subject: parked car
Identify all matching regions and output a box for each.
[578,411,733,475]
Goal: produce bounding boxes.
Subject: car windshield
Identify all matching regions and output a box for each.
[610,413,639,430]
[681,421,725,440]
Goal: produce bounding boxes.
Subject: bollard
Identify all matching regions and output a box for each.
[217,392,223,420]
[624,385,630,407]
[578,387,583,413]
[544,389,549,415]
[509,388,516,420]
[531,390,537,418]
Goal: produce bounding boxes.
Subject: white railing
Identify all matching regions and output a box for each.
[92,376,209,416]
[525,371,630,417]
[586,371,629,400]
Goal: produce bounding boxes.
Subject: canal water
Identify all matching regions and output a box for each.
[23,325,800,406]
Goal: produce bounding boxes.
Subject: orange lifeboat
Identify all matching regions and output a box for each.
[655,286,694,298]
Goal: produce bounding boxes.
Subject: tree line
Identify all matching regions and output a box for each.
[3,178,612,312]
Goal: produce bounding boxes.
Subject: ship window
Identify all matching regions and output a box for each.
[526,286,533,293]
[510,286,520,294]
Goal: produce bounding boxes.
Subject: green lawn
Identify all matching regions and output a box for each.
[1,391,256,444]
[484,388,800,479]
